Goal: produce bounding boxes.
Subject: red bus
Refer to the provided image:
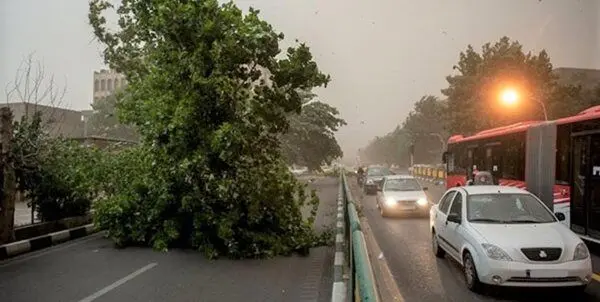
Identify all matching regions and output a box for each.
[443,105,600,241]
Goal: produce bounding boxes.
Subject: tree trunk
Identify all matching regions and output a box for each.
[0,107,16,244]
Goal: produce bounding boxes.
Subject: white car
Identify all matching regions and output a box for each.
[429,185,592,293]
[376,175,430,217]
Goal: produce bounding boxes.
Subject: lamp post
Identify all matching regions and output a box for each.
[500,88,548,121]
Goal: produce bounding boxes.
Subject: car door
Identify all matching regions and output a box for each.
[444,191,465,260]
[433,190,456,247]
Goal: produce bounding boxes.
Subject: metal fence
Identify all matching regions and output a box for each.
[331,172,379,302]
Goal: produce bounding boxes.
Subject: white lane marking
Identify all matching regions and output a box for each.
[77,262,158,302]
[0,232,104,268]
[336,234,344,243]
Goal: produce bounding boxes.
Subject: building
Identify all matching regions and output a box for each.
[553,67,600,89]
[4,102,85,138]
[93,69,127,102]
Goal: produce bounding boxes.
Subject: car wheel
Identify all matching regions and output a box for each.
[463,252,483,293]
[432,231,445,258]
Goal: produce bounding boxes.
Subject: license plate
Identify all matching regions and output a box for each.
[400,205,417,210]
[529,270,567,278]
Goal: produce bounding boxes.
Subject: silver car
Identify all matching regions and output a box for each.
[376,175,430,217]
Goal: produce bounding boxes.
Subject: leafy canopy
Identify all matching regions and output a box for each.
[89,0,332,258]
[441,36,555,135]
[88,94,139,142]
[281,91,346,171]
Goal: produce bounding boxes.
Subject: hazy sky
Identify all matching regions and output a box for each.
[1,0,599,160]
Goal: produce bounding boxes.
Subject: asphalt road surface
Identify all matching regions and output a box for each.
[0,177,338,302]
[349,178,600,302]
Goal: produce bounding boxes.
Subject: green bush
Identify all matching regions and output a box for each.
[13,113,102,222]
[94,146,325,258]
[29,139,102,221]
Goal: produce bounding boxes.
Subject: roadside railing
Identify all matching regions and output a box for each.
[411,164,446,185]
[331,171,379,302]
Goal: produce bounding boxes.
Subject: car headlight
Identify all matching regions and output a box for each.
[573,242,590,260]
[385,197,396,206]
[416,198,428,207]
[481,243,512,261]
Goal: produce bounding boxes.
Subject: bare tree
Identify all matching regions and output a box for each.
[2,54,70,228]
[4,53,69,136]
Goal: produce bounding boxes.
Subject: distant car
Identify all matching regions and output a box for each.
[363,165,392,195]
[430,186,592,293]
[376,175,430,217]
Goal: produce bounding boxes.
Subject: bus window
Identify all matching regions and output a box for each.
[555,124,571,185]
[501,133,525,180]
[447,152,455,172]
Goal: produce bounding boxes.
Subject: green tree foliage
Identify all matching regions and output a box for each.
[402,95,448,163]
[441,36,556,135]
[361,127,411,166]
[281,92,346,171]
[12,113,99,222]
[89,0,332,258]
[88,94,139,142]
[362,36,600,166]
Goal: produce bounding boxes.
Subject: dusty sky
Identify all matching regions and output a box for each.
[1,0,599,161]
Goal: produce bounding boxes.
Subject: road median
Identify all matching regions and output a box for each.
[0,223,98,260]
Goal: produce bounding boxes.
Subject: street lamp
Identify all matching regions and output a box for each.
[500,89,518,106]
[499,88,548,121]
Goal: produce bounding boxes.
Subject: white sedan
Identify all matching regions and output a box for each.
[429,185,592,293]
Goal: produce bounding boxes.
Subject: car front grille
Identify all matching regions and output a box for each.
[507,276,580,283]
[520,248,562,261]
[400,200,416,205]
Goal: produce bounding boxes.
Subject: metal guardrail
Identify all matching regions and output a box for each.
[411,164,446,186]
[331,172,379,302]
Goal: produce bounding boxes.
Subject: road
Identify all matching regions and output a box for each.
[349,178,600,302]
[0,177,338,302]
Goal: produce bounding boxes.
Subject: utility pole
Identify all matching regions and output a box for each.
[0,107,16,243]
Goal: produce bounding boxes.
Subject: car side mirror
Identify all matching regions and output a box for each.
[447,213,461,224]
[555,212,566,221]
[422,187,428,191]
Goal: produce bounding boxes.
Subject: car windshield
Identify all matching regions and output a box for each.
[367,167,389,176]
[383,178,421,191]
[467,193,556,224]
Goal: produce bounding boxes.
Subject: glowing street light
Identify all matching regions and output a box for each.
[499,88,548,121]
[500,89,519,106]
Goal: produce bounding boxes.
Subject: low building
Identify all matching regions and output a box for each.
[4,102,85,138]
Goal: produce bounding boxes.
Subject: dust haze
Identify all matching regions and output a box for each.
[1,0,598,163]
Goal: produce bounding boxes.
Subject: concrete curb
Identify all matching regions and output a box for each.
[331,176,347,302]
[0,223,98,260]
